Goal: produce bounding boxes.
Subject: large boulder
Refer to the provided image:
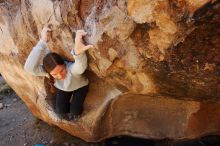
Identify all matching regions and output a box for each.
[0,0,220,142]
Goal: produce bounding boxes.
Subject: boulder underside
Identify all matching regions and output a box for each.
[0,0,220,142]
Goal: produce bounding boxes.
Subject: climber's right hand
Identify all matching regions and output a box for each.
[40,26,52,42]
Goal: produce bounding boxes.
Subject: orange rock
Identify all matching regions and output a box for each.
[0,0,219,142]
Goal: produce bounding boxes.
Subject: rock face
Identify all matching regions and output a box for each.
[0,0,220,142]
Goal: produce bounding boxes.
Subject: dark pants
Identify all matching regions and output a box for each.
[55,85,89,116]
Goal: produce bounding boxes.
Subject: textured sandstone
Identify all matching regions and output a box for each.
[0,0,220,142]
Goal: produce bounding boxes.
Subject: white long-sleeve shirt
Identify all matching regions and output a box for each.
[24,40,89,91]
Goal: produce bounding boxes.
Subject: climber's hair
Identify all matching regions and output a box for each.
[43,52,65,73]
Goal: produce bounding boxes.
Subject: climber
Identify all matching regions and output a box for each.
[24,26,93,120]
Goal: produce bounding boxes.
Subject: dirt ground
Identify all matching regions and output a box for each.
[1,76,220,146]
[0,90,96,146]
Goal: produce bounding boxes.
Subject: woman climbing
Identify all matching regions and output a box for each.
[24,26,93,120]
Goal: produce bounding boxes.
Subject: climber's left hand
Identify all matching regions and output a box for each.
[74,30,93,55]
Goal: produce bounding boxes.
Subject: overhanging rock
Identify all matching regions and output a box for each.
[0,0,220,142]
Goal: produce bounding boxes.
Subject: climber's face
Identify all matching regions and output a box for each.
[50,65,67,80]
